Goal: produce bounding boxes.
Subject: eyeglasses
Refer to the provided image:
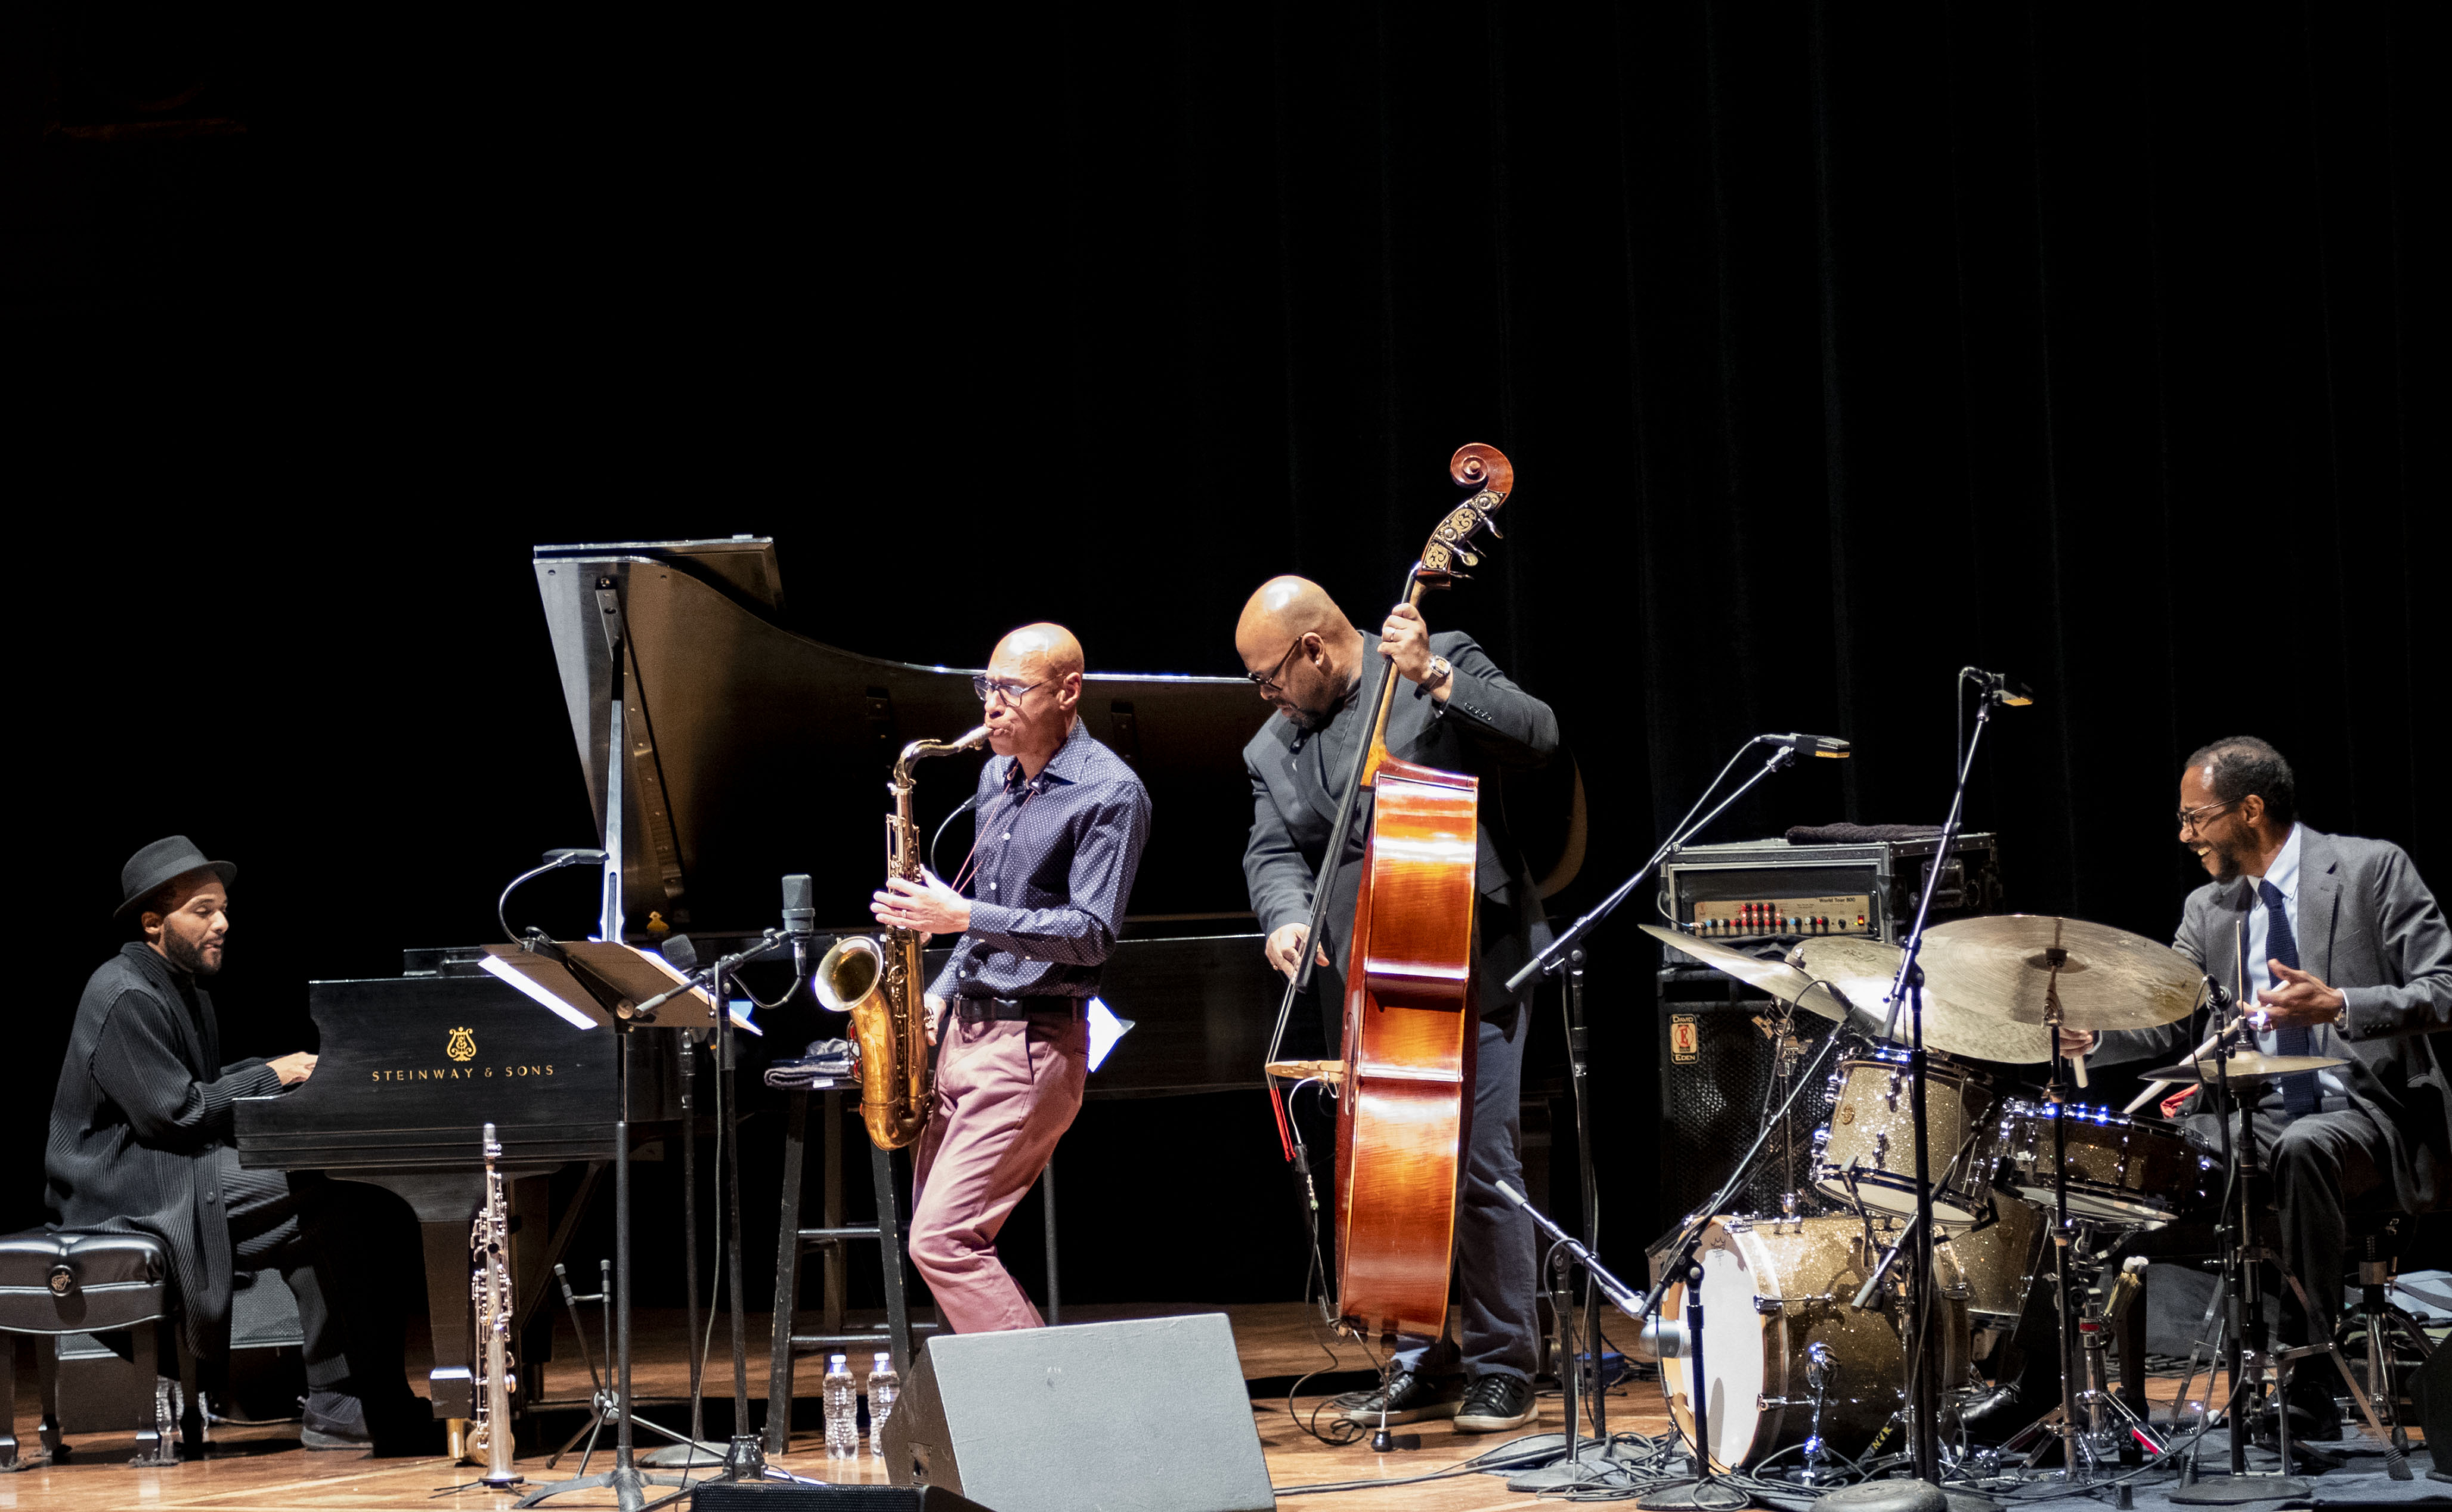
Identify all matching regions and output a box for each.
[972,675,1046,705]
[2177,798,2240,832]
[1245,634,1309,695]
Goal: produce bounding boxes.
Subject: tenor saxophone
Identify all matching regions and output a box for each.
[467,1121,522,1486]
[815,724,991,1150]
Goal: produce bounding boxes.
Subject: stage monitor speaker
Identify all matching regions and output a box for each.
[2413,1337,2452,1482]
[692,1485,990,1509]
[881,1313,1273,1512]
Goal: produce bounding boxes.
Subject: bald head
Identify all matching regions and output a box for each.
[993,622,1085,683]
[1235,576,1349,656]
[1235,575,1365,730]
[983,622,1085,778]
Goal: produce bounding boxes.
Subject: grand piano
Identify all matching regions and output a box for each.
[233,536,1299,1421]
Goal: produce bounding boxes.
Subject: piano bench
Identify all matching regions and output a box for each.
[0,1228,179,1471]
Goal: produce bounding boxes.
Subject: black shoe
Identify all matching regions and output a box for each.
[1453,1372,1537,1433]
[301,1392,371,1451]
[1335,1370,1463,1425]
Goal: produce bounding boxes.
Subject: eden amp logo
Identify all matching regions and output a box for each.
[446,1027,478,1062]
[1668,1014,1699,1064]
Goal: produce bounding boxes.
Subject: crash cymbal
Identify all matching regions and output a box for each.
[1792,935,2053,1064]
[1640,925,1853,1024]
[1918,915,2200,1032]
[1265,1059,1345,1086]
[2137,1052,2346,1085]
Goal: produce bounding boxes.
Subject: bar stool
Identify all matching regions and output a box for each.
[763,1082,932,1455]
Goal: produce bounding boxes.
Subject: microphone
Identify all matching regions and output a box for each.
[1961,667,2035,707]
[781,874,817,980]
[1763,732,1852,758]
[1807,1341,1835,1392]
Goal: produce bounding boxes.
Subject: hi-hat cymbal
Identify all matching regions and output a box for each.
[1641,925,1854,1024]
[2138,1052,2346,1085]
[1918,915,2200,1032]
[1791,935,2052,1064]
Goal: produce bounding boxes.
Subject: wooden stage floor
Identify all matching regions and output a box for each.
[7,1302,1674,1512]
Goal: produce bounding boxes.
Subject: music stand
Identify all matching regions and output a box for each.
[480,937,714,1512]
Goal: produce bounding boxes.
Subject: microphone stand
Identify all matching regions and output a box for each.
[626,931,807,1485]
[1490,736,1805,1490]
[1872,671,2017,1489]
[1506,738,1803,999]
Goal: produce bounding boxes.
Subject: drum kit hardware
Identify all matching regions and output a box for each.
[1639,901,2397,1497]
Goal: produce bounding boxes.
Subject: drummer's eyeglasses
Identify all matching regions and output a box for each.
[2177,798,2241,833]
[973,675,1046,705]
[1246,634,1311,695]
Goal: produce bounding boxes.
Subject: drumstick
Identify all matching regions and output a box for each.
[2122,1028,2226,1115]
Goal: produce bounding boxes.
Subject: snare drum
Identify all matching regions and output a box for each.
[1813,1051,1997,1225]
[1992,1099,2213,1228]
[1657,1214,1971,1472]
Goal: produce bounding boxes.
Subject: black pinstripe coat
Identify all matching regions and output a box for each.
[45,943,283,1356]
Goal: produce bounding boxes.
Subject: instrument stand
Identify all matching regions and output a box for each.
[1495,1186,1713,1505]
[2170,995,2312,1506]
[642,1039,725,1470]
[518,1022,694,1512]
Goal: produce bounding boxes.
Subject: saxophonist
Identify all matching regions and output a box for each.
[868,624,1151,1333]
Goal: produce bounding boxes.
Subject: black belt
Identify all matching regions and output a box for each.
[952,996,1082,1024]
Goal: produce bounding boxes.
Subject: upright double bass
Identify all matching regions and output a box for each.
[1263,444,1513,1343]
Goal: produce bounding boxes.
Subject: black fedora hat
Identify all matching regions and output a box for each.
[115,836,238,920]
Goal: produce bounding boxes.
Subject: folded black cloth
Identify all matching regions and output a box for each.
[1784,823,1945,844]
[764,1037,859,1089]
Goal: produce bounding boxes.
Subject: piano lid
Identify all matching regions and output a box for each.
[535,537,1273,936]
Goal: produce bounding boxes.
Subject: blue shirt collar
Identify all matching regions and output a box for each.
[2248,822,2304,901]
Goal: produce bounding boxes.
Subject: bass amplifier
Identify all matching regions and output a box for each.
[1654,833,2001,1222]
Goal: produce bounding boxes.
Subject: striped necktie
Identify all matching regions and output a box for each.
[2261,878,2318,1116]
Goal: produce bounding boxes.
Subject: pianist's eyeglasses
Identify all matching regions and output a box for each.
[973,675,1047,705]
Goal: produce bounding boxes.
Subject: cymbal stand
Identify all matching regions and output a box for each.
[2041,959,2085,1479]
[2171,980,2312,1506]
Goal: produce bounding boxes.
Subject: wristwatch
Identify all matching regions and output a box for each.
[1422,655,1453,693]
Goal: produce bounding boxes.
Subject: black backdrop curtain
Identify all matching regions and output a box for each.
[14,3,2436,1311]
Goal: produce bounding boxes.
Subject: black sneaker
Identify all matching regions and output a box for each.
[1335,1370,1464,1424]
[1453,1372,1537,1433]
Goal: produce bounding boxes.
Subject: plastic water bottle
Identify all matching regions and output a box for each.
[866,1352,900,1456]
[823,1353,858,1457]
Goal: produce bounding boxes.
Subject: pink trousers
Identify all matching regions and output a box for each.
[908,1014,1087,1333]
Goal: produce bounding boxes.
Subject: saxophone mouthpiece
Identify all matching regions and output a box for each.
[953,724,992,751]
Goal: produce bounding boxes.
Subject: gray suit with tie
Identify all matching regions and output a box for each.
[2096,828,2452,1334]
[1242,629,1560,1383]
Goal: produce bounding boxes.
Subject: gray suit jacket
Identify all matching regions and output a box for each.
[1242,630,1560,1018]
[2095,828,2452,1213]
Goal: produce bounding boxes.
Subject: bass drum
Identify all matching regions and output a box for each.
[1658,1215,1970,1472]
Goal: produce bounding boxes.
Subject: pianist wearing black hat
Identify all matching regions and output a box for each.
[45,836,420,1450]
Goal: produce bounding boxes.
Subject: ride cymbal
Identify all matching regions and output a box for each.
[1791,935,2052,1064]
[1918,915,2200,1033]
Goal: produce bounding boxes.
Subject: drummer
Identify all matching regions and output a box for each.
[2074,736,2452,1440]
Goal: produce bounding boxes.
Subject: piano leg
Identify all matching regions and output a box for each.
[420,1218,478,1420]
